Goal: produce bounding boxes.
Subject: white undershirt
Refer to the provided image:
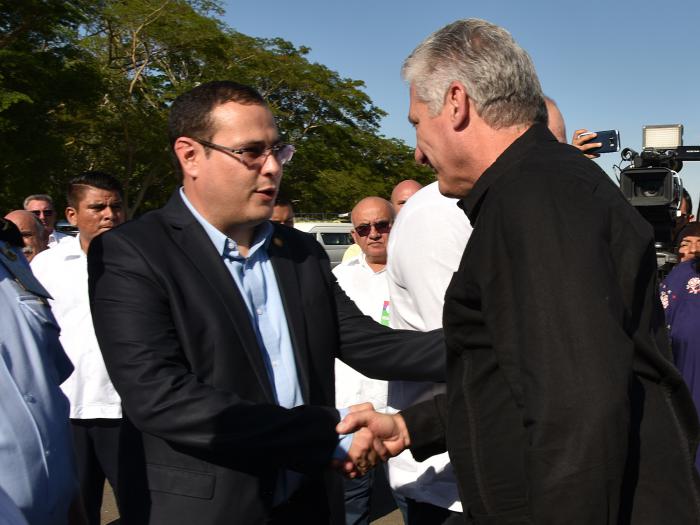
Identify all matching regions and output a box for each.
[385,181,472,511]
[332,253,390,411]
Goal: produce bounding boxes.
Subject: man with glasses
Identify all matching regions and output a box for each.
[23,194,72,247]
[333,196,394,524]
[87,80,444,524]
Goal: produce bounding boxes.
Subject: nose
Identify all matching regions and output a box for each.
[368,224,384,240]
[414,146,428,166]
[102,205,121,223]
[261,151,283,178]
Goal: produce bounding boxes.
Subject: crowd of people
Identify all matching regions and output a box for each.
[2,16,700,525]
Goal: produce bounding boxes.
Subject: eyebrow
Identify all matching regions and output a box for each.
[236,138,282,148]
[87,201,122,207]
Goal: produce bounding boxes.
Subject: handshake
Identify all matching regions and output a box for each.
[333,402,411,478]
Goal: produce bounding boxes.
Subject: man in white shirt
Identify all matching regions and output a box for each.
[386,181,472,524]
[31,172,125,525]
[333,196,395,525]
[23,194,73,247]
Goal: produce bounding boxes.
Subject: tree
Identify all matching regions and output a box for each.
[214,32,432,211]
[0,0,430,216]
[0,0,102,211]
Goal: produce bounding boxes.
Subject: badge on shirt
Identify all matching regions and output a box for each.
[0,241,52,299]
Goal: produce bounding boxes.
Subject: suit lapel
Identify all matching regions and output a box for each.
[162,193,276,402]
[268,230,311,404]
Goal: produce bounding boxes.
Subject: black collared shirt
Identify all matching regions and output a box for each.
[402,123,700,523]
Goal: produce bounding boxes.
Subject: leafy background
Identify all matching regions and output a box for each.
[0,0,433,218]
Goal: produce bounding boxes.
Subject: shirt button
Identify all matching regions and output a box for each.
[227,240,235,249]
[256,307,263,315]
[24,393,35,403]
[44,450,50,457]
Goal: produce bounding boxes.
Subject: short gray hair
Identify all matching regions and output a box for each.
[23,194,54,209]
[402,18,547,129]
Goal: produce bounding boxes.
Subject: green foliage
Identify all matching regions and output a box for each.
[0,0,427,217]
[0,0,102,210]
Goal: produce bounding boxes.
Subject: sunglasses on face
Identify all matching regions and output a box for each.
[30,209,54,217]
[354,220,392,237]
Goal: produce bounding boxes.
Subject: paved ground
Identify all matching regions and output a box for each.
[101,485,119,524]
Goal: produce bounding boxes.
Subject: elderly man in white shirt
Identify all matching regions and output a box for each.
[23,194,74,247]
[385,181,472,524]
[31,172,125,525]
[333,196,395,525]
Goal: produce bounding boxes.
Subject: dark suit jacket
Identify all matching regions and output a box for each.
[88,192,444,525]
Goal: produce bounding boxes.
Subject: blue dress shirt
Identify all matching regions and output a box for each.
[181,189,327,502]
[180,188,304,409]
[180,190,351,479]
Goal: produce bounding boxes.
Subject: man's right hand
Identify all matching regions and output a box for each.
[572,129,602,159]
[336,409,411,477]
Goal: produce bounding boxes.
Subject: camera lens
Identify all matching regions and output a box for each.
[636,180,662,197]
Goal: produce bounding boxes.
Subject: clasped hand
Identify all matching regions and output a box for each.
[333,402,411,478]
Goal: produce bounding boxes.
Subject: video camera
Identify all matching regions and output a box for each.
[618,124,699,273]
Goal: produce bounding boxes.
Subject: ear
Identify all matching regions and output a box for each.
[174,137,201,179]
[445,81,470,131]
[65,206,78,227]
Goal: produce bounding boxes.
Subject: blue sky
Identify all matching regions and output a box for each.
[223,0,700,212]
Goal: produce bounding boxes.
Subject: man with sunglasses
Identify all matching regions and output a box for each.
[23,194,72,247]
[87,80,444,525]
[332,196,395,524]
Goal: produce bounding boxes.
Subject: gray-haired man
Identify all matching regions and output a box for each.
[339,18,700,524]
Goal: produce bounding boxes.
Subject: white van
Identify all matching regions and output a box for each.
[294,222,354,268]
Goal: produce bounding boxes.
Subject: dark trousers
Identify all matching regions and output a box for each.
[343,470,375,525]
[406,498,463,525]
[71,418,122,525]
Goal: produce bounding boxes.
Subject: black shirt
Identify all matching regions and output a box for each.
[402,123,700,524]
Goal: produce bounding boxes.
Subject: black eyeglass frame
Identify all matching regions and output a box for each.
[353,220,392,237]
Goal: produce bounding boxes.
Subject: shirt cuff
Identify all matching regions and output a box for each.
[333,407,353,460]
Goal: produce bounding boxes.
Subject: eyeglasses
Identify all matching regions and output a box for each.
[30,209,54,217]
[192,138,295,166]
[354,220,392,237]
